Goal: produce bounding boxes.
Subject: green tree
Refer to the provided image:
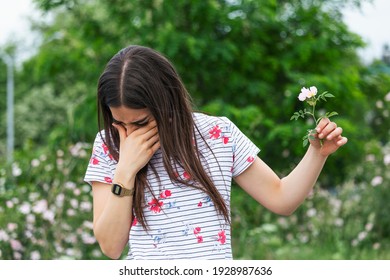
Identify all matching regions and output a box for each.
[20,0,371,186]
[2,0,390,260]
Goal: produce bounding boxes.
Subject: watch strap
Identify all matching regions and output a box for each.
[112,183,135,197]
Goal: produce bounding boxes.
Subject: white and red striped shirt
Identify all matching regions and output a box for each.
[84,113,260,259]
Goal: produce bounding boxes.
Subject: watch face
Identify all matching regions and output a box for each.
[112,184,122,196]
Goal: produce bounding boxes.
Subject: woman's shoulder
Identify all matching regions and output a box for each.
[92,130,106,145]
[193,112,232,128]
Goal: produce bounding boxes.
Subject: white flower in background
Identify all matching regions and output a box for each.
[365,223,374,231]
[57,149,64,157]
[81,232,96,244]
[56,193,65,207]
[7,223,18,231]
[306,208,317,217]
[67,209,76,216]
[29,192,40,201]
[26,214,36,224]
[70,199,78,209]
[13,252,22,260]
[65,234,77,244]
[32,200,48,214]
[0,230,9,241]
[10,239,24,251]
[69,142,89,158]
[65,181,76,190]
[19,202,31,214]
[12,163,22,177]
[385,92,390,102]
[384,154,390,166]
[31,159,40,167]
[31,251,41,260]
[82,221,94,230]
[39,154,47,161]
[43,210,55,223]
[371,176,383,187]
[358,231,368,241]
[92,249,102,258]
[80,201,92,212]
[6,201,14,208]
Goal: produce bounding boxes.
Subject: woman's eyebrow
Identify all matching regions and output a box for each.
[112,116,149,125]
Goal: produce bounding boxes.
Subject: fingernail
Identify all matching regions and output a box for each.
[319,133,324,139]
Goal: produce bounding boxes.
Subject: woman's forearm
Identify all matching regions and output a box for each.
[94,171,135,259]
[280,145,328,214]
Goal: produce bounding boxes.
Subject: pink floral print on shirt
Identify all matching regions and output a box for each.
[102,143,109,154]
[148,198,163,213]
[193,227,201,235]
[218,230,226,245]
[160,189,172,199]
[183,171,191,180]
[209,125,222,139]
[132,216,138,227]
[101,143,114,160]
[222,136,229,144]
[193,227,203,243]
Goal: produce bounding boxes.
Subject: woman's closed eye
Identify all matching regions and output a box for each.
[112,118,149,128]
[132,120,149,127]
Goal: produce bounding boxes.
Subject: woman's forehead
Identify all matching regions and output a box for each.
[110,106,151,124]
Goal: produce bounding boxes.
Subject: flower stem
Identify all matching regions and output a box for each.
[311,100,323,147]
[312,102,317,124]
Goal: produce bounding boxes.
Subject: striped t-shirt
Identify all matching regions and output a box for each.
[84,112,260,259]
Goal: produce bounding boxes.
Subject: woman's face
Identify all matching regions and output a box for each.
[110,106,153,136]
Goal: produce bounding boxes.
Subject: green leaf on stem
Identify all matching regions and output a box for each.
[325,111,338,118]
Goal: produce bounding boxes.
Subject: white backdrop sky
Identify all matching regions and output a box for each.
[0,0,390,62]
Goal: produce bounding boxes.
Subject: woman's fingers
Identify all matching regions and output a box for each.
[325,127,343,141]
[336,136,348,146]
[316,119,338,139]
[112,123,127,143]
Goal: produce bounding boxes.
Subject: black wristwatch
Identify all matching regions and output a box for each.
[111,183,135,197]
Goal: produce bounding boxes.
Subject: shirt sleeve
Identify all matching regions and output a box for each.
[226,118,261,177]
[84,131,117,186]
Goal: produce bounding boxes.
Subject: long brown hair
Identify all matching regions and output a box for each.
[97,45,229,230]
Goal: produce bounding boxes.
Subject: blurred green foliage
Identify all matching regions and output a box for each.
[0,0,389,259]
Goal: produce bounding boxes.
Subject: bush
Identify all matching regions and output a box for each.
[1,137,389,259]
[0,142,106,260]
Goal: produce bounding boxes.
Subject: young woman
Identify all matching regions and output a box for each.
[84,45,347,260]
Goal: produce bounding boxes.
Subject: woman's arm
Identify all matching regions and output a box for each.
[234,118,347,215]
[92,180,134,259]
[92,120,160,259]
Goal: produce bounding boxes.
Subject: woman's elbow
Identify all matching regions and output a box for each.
[270,205,297,216]
[94,231,126,259]
[100,245,123,259]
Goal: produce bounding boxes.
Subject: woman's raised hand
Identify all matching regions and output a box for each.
[309,118,348,157]
[113,120,160,183]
